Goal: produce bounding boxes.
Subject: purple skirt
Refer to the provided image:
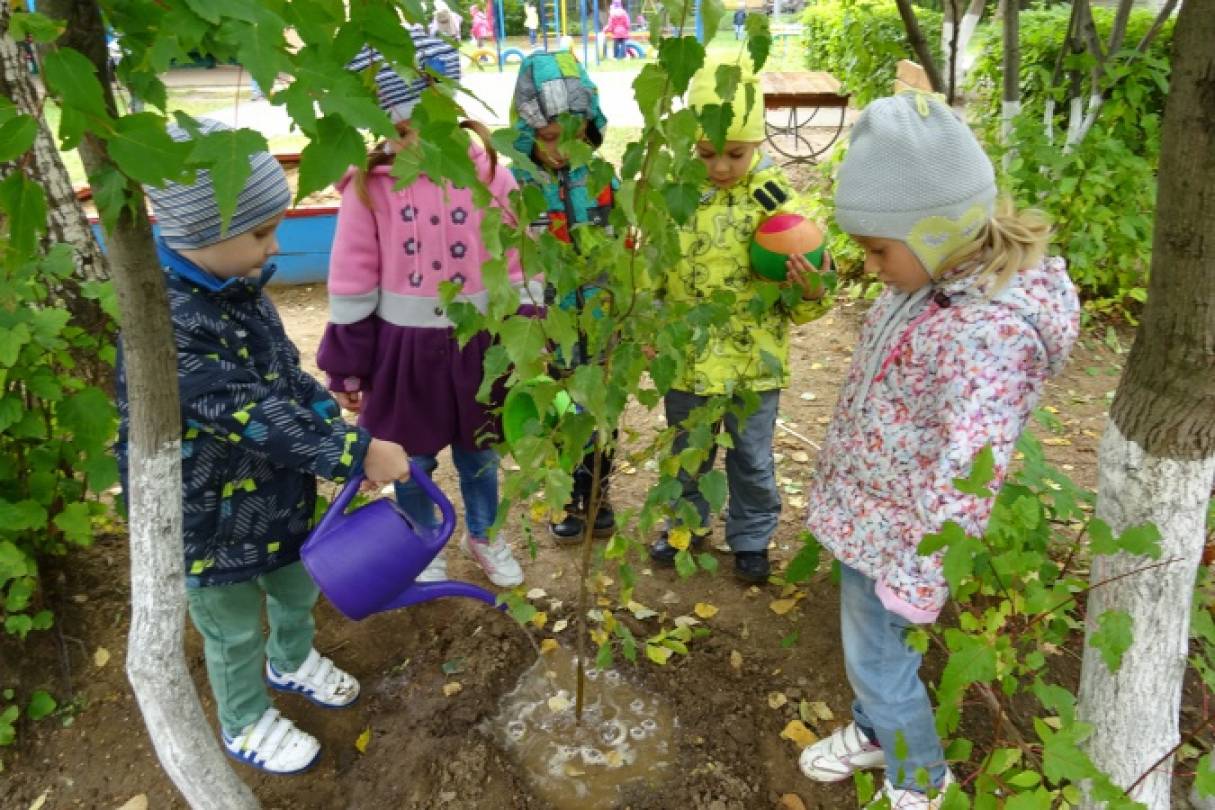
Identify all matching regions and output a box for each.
[319,319,503,456]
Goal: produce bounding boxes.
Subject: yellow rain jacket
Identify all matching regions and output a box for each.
[660,153,831,395]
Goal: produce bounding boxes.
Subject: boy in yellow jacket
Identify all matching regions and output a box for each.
[650,61,831,582]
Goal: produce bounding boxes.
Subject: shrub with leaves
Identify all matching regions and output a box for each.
[799,0,942,108]
[0,217,119,643]
[967,6,1174,316]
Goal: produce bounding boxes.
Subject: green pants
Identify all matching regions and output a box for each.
[186,561,319,736]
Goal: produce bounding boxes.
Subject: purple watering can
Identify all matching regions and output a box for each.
[301,461,502,620]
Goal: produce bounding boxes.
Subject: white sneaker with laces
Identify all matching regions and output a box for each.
[266,648,360,708]
[222,707,320,774]
[799,721,885,782]
[415,550,448,583]
[460,533,524,588]
[876,769,955,809]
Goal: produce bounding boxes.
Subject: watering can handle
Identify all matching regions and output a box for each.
[311,460,457,541]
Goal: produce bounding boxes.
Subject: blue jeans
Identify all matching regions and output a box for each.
[840,564,947,791]
[664,389,781,553]
[394,448,499,539]
[528,29,537,46]
[613,38,627,59]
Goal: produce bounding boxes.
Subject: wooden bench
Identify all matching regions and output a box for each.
[759,71,851,166]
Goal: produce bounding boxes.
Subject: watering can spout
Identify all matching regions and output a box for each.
[385,581,504,611]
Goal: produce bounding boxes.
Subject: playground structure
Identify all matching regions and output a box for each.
[476,0,717,72]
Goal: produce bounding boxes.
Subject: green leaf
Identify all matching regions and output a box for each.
[0,172,48,258]
[4,577,33,612]
[645,643,673,665]
[696,552,718,574]
[26,691,56,721]
[1090,609,1133,673]
[696,103,734,152]
[30,610,52,631]
[0,115,37,163]
[57,387,117,450]
[1116,523,1162,558]
[780,629,799,648]
[109,113,193,187]
[744,13,771,71]
[633,64,669,124]
[5,614,32,638]
[662,182,700,225]
[9,11,65,43]
[498,317,547,372]
[41,48,113,148]
[227,18,288,96]
[1194,753,1215,798]
[698,470,727,515]
[297,116,367,201]
[674,547,697,578]
[0,500,48,532]
[658,37,705,96]
[0,704,17,745]
[53,503,93,545]
[188,126,268,236]
[0,540,32,582]
[953,444,995,497]
[940,629,997,693]
[784,532,822,583]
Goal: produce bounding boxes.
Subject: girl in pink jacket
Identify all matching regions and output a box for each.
[318,46,542,589]
[797,92,1079,808]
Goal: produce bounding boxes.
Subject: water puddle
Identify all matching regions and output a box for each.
[490,646,677,809]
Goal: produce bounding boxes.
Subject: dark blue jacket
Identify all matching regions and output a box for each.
[117,244,370,587]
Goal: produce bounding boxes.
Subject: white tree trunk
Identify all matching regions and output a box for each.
[1077,423,1215,809]
[126,443,259,810]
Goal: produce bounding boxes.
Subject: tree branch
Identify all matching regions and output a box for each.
[892,0,945,96]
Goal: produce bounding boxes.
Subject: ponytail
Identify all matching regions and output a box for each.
[354,118,499,210]
[936,198,1052,292]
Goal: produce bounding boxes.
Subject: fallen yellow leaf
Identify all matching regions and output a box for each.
[667,526,691,551]
[526,587,548,600]
[539,638,559,654]
[693,602,719,619]
[627,600,658,620]
[769,598,798,616]
[552,619,569,633]
[730,649,743,671]
[94,646,111,668]
[548,694,571,712]
[808,701,834,722]
[768,692,788,709]
[442,682,463,697]
[529,503,549,523]
[1042,437,1073,446]
[530,611,548,629]
[780,720,819,748]
[354,726,371,753]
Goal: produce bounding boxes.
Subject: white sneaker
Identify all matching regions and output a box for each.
[415,550,448,583]
[460,533,524,588]
[875,769,954,808]
[223,708,320,775]
[800,722,885,782]
[267,648,360,708]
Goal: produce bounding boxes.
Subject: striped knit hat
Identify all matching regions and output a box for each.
[348,29,461,123]
[145,118,290,251]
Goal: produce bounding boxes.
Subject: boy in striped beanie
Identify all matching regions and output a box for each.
[120,118,411,775]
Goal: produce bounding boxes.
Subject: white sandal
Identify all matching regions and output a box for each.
[267,648,360,708]
[223,707,321,775]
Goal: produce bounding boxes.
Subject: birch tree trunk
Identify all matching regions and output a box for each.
[1001,0,1019,162]
[892,0,945,95]
[1077,2,1215,807]
[0,4,111,370]
[36,1,258,806]
[941,0,985,101]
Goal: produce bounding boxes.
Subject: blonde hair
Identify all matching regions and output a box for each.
[935,198,1052,291]
[354,119,498,209]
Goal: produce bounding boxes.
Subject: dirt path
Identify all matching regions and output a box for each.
[0,284,1123,810]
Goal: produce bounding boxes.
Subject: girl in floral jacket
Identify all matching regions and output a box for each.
[797,92,1079,808]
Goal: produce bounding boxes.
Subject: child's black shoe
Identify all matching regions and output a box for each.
[649,531,704,565]
[551,503,615,546]
[733,551,771,583]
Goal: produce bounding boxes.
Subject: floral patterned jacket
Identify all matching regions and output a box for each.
[806,256,1079,622]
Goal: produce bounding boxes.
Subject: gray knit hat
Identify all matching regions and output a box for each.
[834,92,996,276]
[145,118,290,251]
